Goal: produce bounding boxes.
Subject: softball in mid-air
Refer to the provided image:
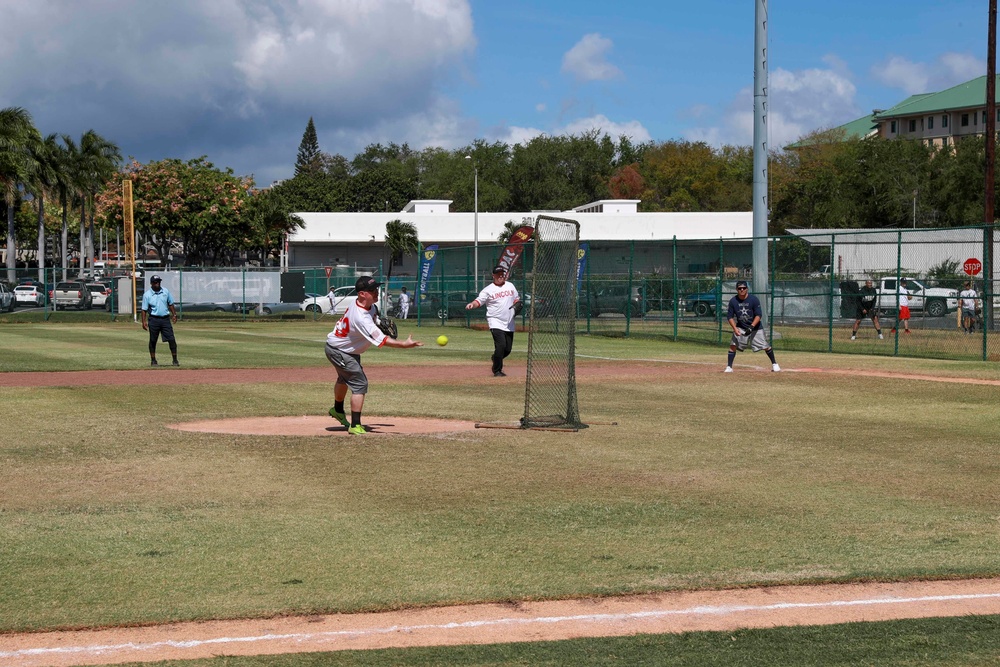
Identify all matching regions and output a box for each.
[436,335,448,346]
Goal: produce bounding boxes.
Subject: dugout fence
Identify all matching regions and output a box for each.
[6,226,1000,362]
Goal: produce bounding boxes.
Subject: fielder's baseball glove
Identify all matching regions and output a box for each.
[512,300,524,316]
[372,305,398,339]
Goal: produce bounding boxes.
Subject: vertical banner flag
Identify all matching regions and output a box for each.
[495,225,535,276]
[418,245,439,300]
[576,242,589,290]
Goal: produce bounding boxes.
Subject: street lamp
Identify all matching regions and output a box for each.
[465,155,478,290]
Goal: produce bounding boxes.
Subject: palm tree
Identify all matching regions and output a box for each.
[70,130,121,275]
[383,219,419,282]
[28,133,62,281]
[245,188,303,266]
[55,136,78,280]
[0,107,40,281]
[497,220,521,244]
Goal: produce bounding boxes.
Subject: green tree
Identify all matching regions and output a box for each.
[383,218,418,282]
[0,107,39,280]
[295,117,321,176]
[27,133,62,279]
[497,220,521,244]
[66,130,121,273]
[243,188,303,266]
[96,157,253,266]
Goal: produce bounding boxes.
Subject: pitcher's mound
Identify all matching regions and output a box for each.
[169,415,478,437]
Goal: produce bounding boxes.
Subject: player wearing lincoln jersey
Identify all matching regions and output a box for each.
[724,280,779,373]
[325,276,422,434]
[467,265,520,377]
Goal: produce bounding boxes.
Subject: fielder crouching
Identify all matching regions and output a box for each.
[724,280,780,373]
[325,276,422,435]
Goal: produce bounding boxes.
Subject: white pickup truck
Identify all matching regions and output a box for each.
[873,277,958,318]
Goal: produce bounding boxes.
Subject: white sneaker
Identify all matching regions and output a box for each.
[850,335,856,340]
[878,333,884,339]
[772,364,781,372]
[724,366,733,373]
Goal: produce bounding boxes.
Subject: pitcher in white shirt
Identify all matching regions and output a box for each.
[325,276,422,434]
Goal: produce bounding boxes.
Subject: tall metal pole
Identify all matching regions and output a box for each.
[752,0,769,298]
[474,166,479,292]
[986,0,996,330]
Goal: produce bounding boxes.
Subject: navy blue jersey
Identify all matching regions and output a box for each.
[727,294,761,329]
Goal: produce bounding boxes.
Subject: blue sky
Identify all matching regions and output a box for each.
[0,0,991,186]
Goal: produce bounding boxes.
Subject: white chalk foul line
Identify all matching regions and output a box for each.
[5,591,1000,660]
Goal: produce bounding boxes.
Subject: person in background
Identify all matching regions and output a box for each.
[398,286,410,319]
[959,280,979,334]
[140,274,179,366]
[892,279,912,334]
[851,279,883,340]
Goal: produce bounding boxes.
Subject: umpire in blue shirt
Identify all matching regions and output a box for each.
[141,274,179,366]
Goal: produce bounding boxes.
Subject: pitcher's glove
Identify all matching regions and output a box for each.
[372,305,398,339]
[512,301,524,316]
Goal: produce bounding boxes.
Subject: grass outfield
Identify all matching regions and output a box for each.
[2,322,1000,642]
[108,615,1000,666]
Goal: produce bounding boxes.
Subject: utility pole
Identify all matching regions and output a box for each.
[752,0,769,300]
[987,0,996,330]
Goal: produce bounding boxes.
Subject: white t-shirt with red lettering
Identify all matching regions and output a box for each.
[326,301,386,354]
[476,281,519,332]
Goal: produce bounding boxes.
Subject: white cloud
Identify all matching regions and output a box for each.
[0,0,476,184]
[556,115,651,142]
[685,65,859,149]
[488,114,650,147]
[561,33,622,82]
[872,52,985,94]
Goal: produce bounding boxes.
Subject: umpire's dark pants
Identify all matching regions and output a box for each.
[490,328,514,374]
[148,315,176,355]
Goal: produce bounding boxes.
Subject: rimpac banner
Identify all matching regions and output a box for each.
[418,245,439,299]
[495,225,534,276]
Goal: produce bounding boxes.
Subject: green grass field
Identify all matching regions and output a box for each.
[2,320,1000,663]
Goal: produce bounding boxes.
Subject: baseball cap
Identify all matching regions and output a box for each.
[492,265,506,275]
[355,276,383,292]
[735,280,748,289]
[150,274,162,282]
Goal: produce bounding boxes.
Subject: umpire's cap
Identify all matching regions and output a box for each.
[355,276,383,293]
[150,274,162,283]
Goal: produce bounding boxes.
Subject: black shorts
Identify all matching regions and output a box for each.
[148,316,175,343]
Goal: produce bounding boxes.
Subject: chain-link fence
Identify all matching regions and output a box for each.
[4,226,998,361]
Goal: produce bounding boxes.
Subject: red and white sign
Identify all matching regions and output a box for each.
[324,266,333,278]
[963,258,982,276]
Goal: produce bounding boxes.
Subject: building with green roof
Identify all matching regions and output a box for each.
[788,75,999,149]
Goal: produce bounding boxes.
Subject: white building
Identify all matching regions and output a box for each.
[286,199,752,278]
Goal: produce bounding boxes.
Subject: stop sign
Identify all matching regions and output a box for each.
[963,258,982,276]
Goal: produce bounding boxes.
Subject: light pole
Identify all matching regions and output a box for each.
[465,155,479,290]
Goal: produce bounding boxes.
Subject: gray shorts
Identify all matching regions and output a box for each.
[731,328,770,352]
[324,344,368,394]
[963,307,977,319]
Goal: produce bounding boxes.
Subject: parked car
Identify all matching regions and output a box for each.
[301,287,357,314]
[0,282,14,312]
[86,282,112,309]
[580,285,650,318]
[431,292,476,320]
[13,284,46,307]
[683,291,722,317]
[50,280,93,310]
[177,302,236,313]
[258,301,302,315]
